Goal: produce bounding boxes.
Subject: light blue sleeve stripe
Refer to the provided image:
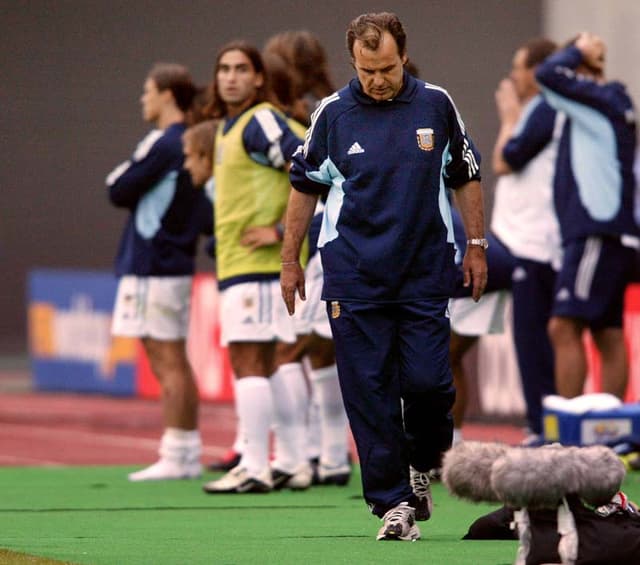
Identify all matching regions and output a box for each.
[135,171,178,239]
[541,86,621,221]
[438,141,458,257]
[248,152,270,166]
[306,158,345,248]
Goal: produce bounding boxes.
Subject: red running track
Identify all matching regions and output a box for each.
[0,390,525,467]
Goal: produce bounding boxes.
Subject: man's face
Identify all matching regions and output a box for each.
[183,138,212,188]
[509,48,537,101]
[352,32,407,101]
[140,78,167,124]
[216,49,264,112]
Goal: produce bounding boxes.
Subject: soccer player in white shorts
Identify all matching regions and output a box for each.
[108,97,215,482]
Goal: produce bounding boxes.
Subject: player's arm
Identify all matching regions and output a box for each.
[536,37,620,120]
[280,188,318,315]
[242,109,303,171]
[281,102,332,314]
[240,110,304,250]
[501,101,557,173]
[444,95,487,302]
[492,79,522,175]
[107,131,178,208]
[240,217,286,250]
[453,181,487,302]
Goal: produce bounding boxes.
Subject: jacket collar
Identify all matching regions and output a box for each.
[349,70,418,105]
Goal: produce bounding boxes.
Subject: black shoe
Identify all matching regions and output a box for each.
[271,468,294,490]
[207,449,241,472]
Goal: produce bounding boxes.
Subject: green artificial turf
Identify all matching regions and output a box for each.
[1,466,639,565]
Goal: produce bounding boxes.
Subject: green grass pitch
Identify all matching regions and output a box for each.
[1,466,639,564]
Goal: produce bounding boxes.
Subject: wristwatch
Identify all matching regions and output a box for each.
[467,238,489,250]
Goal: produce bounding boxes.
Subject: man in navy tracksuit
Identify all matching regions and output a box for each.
[280,12,487,541]
[536,33,639,402]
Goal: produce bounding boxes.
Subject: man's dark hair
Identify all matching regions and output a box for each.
[404,60,420,78]
[346,12,407,58]
[148,63,196,113]
[264,30,335,99]
[262,51,296,111]
[205,41,270,119]
[521,38,557,68]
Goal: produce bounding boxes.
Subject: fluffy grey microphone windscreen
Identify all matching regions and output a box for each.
[442,441,507,503]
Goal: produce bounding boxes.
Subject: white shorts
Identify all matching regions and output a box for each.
[111,275,192,340]
[448,290,509,336]
[220,280,296,346]
[294,253,332,339]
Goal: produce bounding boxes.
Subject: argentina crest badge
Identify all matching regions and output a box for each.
[416,127,434,151]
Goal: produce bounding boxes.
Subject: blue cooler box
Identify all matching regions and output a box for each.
[543,403,640,446]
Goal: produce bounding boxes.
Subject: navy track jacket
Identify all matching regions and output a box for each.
[107,123,213,277]
[290,71,481,303]
[536,46,638,243]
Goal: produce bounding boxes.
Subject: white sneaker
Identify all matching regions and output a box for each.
[128,459,202,482]
[202,465,272,494]
[410,466,433,521]
[376,502,421,541]
[272,462,313,490]
[317,463,351,486]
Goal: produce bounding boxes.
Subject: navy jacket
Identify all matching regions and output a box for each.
[536,46,638,243]
[107,123,213,276]
[290,71,481,302]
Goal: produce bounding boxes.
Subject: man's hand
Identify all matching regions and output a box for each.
[280,261,306,315]
[240,226,279,251]
[495,78,521,125]
[575,31,605,74]
[462,247,488,302]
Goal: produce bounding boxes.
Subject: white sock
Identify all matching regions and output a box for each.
[159,428,201,465]
[310,364,349,468]
[452,427,463,446]
[306,386,322,461]
[229,380,244,454]
[270,363,309,472]
[235,377,272,476]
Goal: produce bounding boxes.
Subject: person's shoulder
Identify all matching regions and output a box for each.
[132,128,172,161]
[526,95,556,118]
[156,123,186,148]
[419,80,455,105]
[314,86,350,117]
[607,81,634,108]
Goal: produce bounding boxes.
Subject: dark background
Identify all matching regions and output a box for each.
[0,0,541,354]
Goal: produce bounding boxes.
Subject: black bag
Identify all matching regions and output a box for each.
[464,496,640,565]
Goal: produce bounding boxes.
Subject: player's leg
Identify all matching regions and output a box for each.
[548,316,587,398]
[512,259,556,438]
[328,301,412,517]
[305,250,351,484]
[551,237,634,399]
[123,276,202,482]
[592,327,628,399]
[270,336,313,490]
[449,331,477,444]
[129,337,202,481]
[203,280,295,494]
[203,340,275,493]
[400,299,455,520]
[307,335,351,485]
